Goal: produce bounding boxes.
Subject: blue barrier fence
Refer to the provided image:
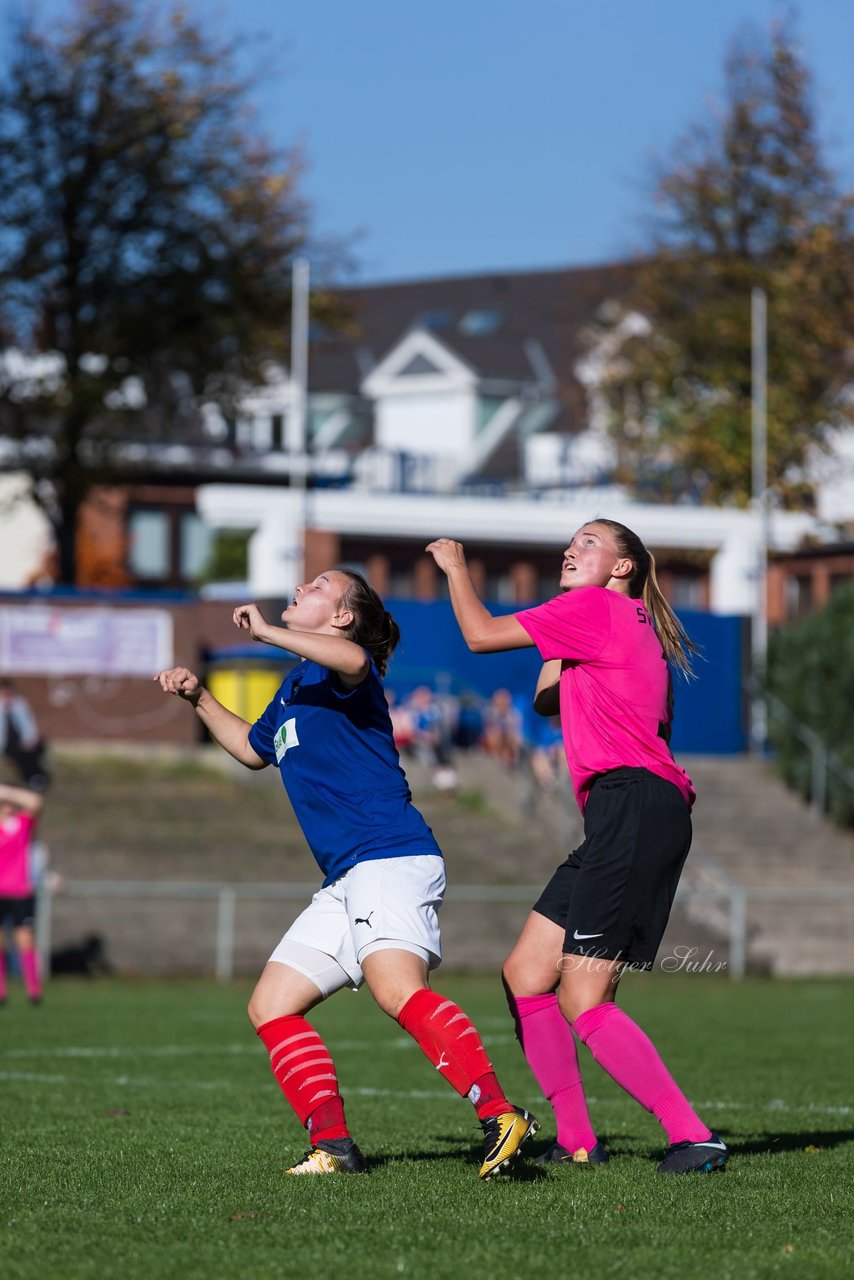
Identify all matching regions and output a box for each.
[211,601,748,757]
[384,600,746,756]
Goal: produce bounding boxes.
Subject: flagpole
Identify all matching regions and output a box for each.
[750,285,768,753]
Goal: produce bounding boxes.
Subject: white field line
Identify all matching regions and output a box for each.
[0,1064,849,1117]
[0,1038,424,1059]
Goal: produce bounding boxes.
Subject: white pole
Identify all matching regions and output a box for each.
[750,286,768,753]
[290,258,310,585]
[215,887,236,982]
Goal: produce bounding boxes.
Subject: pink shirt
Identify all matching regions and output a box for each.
[0,812,37,897]
[516,586,695,814]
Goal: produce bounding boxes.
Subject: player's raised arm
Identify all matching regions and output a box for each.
[425,539,534,654]
[0,782,43,815]
[153,666,268,769]
[233,602,369,686]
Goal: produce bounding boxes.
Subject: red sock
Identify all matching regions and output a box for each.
[256,1015,350,1144]
[398,989,512,1120]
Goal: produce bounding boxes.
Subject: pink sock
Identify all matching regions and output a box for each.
[508,992,598,1153]
[20,949,42,1002]
[573,1002,711,1145]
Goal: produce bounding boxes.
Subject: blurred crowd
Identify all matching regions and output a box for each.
[387,684,564,794]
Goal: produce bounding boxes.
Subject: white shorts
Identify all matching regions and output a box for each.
[269,854,446,994]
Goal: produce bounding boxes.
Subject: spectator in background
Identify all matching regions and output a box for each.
[0,781,44,1005]
[481,688,524,769]
[530,714,564,791]
[454,692,484,751]
[386,689,416,754]
[0,680,50,791]
[407,685,457,792]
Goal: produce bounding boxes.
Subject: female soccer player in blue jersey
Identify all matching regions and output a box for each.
[155,568,536,1178]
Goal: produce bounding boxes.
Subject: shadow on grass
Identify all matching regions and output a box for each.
[362,1151,550,1181]
[362,1130,550,1179]
[728,1128,854,1157]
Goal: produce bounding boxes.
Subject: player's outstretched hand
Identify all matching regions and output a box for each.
[233,603,268,640]
[154,666,203,704]
[426,538,467,574]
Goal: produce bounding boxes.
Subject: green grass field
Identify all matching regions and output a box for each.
[1,975,851,1280]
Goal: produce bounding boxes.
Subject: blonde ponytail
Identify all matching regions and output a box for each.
[594,519,700,678]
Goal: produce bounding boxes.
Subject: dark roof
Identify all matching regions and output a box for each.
[309,262,637,434]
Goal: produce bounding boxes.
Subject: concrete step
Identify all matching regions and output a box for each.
[681,756,854,974]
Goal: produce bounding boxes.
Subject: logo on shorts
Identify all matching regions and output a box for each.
[354,911,374,928]
[573,929,604,940]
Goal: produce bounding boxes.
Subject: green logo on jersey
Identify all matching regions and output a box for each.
[274,717,299,763]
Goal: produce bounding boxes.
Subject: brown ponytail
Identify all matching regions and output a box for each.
[593,519,700,678]
[335,569,400,677]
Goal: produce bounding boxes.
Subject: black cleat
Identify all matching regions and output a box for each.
[534,1140,609,1165]
[657,1132,728,1174]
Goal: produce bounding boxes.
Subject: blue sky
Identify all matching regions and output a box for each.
[23,0,854,283]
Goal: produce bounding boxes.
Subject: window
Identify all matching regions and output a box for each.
[271,413,285,451]
[180,513,212,580]
[459,308,503,336]
[477,396,505,434]
[414,310,452,332]
[201,529,251,584]
[669,575,705,609]
[786,574,813,619]
[128,510,170,579]
[128,504,212,587]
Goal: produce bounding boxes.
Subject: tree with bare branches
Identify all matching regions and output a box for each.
[583,19,854,509]
[0,0,332,582]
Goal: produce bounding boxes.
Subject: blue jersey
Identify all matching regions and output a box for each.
[248,658,442,886]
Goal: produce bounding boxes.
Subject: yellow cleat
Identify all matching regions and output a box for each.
[479,1107,538,1180]
[286,1138,367,1175]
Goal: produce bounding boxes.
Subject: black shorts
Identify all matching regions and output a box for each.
[533,767,692,970]
[0,895,36,929]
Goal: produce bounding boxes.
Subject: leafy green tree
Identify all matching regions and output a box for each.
[0,0,338,582]
[766,584,854,825]
[197,528,251,585]
[584,19,854,508]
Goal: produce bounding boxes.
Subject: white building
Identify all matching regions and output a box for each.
[1,265,850,609]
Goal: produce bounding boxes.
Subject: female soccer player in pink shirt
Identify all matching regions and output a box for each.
[0,782,44,1005]
[427,520,727,1175]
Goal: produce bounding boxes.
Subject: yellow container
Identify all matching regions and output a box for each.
[208,665,283,723]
